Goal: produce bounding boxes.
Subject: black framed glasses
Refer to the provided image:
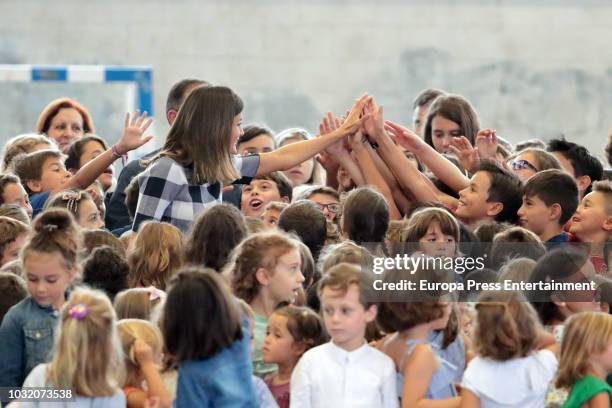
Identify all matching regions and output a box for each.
[314,203,341,214]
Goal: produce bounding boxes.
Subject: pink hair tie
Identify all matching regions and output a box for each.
[143,286,166,302]
[68,303,89,319]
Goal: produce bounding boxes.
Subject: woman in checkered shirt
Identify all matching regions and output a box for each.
[132,86,371,234]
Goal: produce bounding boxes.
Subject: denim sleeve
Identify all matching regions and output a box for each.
[105,158,145,231]
[0,310,25,388]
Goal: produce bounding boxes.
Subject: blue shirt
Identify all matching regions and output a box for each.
[0,297,59,388]
[545,232,570,251]
[29,191,51,218]
[175,318,257,407]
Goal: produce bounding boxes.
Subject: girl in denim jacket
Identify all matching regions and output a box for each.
[162,267,257,407]
[0,208,80,388]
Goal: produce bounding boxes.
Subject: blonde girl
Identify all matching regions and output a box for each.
[114,287,166,321]
[128,221,184,290]
[0,208,80,388]
[460,291,559,408]
[262,306,327,408]
[228,231,304,378]
[132,86,370,233]
[117,319,171,408]
[9,287,126,406]
[556,312,612,408]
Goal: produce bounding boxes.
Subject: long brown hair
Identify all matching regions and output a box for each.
[128,221,184,290]
[158,86,242,184]
[423,94,480,148]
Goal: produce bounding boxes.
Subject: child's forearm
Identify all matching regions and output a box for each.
[407,397,462,408]
[64,147,119,191]
[141,363,171,408]
[412,141,470,193]
[257,130,346,176]
[336,151,366,186]
[376,135,440,204]
[353,144,401,220]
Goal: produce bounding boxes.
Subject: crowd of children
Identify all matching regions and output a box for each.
[0,79,611,408]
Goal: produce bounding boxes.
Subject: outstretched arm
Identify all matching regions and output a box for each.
[65,112,153,191]
[384,120,470,193]
[350,131,402,220]
[256,94,372,176]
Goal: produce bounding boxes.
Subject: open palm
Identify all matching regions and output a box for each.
[116,111,154,154]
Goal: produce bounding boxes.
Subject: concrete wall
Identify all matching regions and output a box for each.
[1,0,610,160]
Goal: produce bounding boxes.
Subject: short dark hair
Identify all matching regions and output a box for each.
[0,174,22,205]
[412,88,446,109]
[299,185,341,202]
[163,268,243,362]
[13,149,63,194]
[252,171,293,201]
[523,169,579,225]
[238,125,276,147]
[547,137,604,195]
[477,160,523,224]
[278,200,327,261]
[342,187,390,245]
[489,227,546,271]
[606,132,612,167]
[81,246,129,301]
[185,204,247,272]
[165,78,209,113]
[528,248,590,325]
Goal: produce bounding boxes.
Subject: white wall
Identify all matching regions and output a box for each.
[1,0,610,160]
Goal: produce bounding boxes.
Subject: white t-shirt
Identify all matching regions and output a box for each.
[290,341,398,408]
[461,350,558,408]
[7,364,126,408]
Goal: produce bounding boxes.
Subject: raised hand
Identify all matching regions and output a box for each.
[475,128,498,160]
[317,112,348,171]
[383,120,426,152]
[132,338,154,366]
[361,99,385,140]
[116,111,154,155]
[338,93,372,136]
[449,136,478,173]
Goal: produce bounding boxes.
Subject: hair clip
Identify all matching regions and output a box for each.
[43,223,58,232]
[68,303,89,320]
[61,191,83,214]
[143,286,166,302]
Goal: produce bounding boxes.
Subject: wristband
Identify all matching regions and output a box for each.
[111,145,126,166]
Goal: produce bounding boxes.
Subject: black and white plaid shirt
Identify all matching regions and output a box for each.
[132,154,260,233]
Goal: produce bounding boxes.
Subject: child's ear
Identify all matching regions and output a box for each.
[364,304,377,323]
[26,180,42,193]
[485,202,503,218]
[603,215,612,232]
[577,175,592,194]
[166,109,178,125]
[549,203,562,221]
[255,267,271,287]
[66,265,79,284]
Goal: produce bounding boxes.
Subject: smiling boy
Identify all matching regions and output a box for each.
[517,169,579,248]
[455,160,522,229]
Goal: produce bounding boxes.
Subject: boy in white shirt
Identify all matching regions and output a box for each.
[290,263,398,408]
